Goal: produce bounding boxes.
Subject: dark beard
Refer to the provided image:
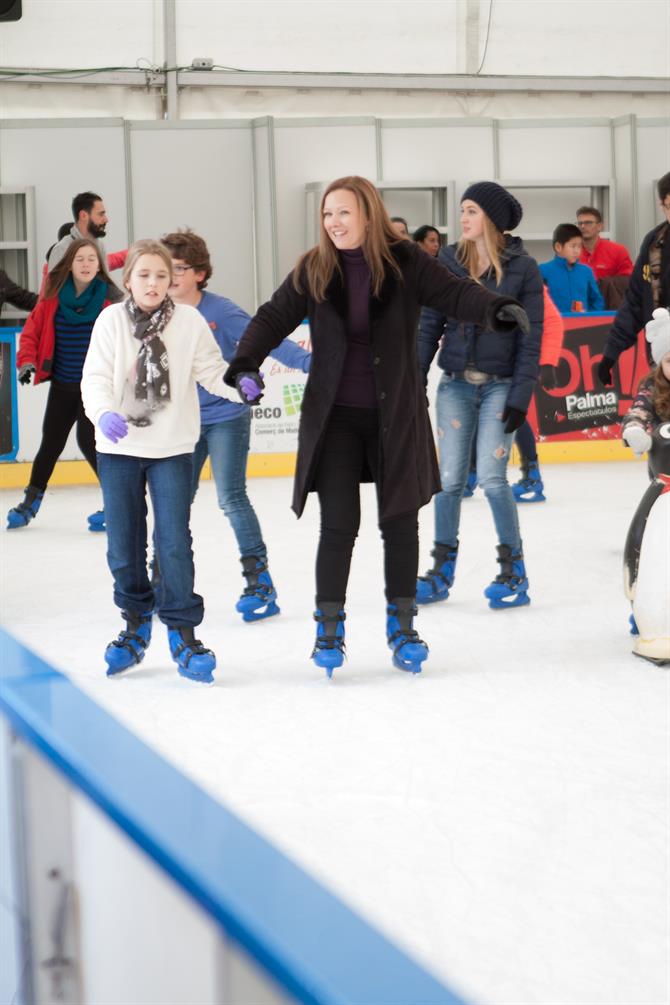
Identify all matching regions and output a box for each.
[88,220,106,239]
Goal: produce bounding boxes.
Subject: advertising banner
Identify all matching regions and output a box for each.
[249,321,311,454]
[528,313,649,443]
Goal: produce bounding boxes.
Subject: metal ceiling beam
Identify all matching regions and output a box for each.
[3,70,668,95]
[176,71,670,94]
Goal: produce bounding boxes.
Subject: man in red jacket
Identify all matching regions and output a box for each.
[576,205,633,278]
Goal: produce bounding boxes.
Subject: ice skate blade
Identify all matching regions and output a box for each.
[240,601,280,623]
[105,663,138,678]
[632,650,670,668]
[415,589,449,605]
[392,643,428,674]
[177,667,216,686]
[486,592,531,610]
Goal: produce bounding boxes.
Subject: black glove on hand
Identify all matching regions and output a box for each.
[597,356,615,387]
[502,405,526,434]
[495,303,530,337]
[539,364,556,390]
[234,371,265,404]
[18,364,36,385]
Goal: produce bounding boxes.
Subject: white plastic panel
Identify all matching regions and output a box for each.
[498,124,612,181]
[636,121,670,240]
[1,0,158,70]
[380,123,495,191]
[0,122,128,291]
[129,124,255,313]
[272,121,377,275]
[613,119,636,253]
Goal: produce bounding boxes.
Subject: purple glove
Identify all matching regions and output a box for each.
[99,411,129,443]
[235,371,265,404]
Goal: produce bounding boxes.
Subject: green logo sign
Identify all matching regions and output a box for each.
[282,383,305,416]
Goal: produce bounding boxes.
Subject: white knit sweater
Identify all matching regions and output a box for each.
[81,301,238,459]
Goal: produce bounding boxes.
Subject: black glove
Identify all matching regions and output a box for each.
[539,364,556,390]
[18,363,36,385]
[494,303,530,337]
[502,405,526,434]
[597,356,615,387]
[234,371,265,404]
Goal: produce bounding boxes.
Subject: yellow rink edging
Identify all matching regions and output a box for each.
[0,443,636,490]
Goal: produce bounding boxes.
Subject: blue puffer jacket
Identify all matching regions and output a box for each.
[418,237,543,411]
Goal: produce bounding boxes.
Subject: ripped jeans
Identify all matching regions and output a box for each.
[433,372,521,550]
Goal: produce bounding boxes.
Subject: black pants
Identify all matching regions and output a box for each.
[30,380,97,490]
[314,405,419,604]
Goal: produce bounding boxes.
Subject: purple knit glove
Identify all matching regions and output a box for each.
[235,371,265,404]
[99,411,129,443]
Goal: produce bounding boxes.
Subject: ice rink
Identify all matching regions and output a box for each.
[1,461,668,1005]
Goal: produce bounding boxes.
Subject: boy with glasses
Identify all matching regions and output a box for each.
[161,229,311,622]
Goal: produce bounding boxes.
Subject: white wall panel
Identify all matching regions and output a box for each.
[175,0,462,74]
[498,124,611,181]
[129,123,255,313]
[0,121,128,290]
[613,118,636,254]
[252,119,278,305]
[2,0,159,70]
[272,120,377,275]
[635,121,670,241]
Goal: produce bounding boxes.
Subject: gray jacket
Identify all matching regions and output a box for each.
[47,224,108,271]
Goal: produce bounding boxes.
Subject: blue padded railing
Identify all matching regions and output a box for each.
[0,628,470,1005]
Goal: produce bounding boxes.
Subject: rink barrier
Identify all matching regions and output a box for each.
[0,628,469,1005]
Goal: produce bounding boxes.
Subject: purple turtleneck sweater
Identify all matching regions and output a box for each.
[334,247,377,409]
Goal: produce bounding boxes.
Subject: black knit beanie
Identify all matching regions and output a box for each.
[461,181,523,233]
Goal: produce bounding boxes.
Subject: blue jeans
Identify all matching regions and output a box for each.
[97,452,203,628]
[433,374,521,550]
[192,412,267,563]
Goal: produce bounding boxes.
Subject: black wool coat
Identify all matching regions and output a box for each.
[225,241,521,521]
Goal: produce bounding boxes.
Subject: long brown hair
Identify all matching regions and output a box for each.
[652,359,670,420]
[293,176,402,302]
[45,239,114,299]
[457,211,506,286]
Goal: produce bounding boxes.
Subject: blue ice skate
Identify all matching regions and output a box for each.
[7,486,44,530]
[462,470,478,498]
[87,509,106,532]
[236,555,280,623]
[387,598,428,674]
[629,613,639,636]
[512,461,545,503]
[484,544,530,609]
[311,602,346,678]
[416,542,458,605]
[168,627,216,685]
[105,611,153,676]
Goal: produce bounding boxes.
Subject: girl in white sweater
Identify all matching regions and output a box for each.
[82,240,238,684]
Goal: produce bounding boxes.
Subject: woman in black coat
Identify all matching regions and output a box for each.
[225,175,529,678]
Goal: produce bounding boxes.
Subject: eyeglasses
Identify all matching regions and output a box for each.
[577,220,598,227]
[171,265,194,276]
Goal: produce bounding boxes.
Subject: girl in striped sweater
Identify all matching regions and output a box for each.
[9,239,121,530]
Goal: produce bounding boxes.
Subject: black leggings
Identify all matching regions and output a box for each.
[314,405,419,604]
[30,380,97,490]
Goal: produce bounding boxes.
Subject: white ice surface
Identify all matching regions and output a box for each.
[1,463,668,1005]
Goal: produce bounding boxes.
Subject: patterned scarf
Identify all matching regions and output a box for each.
[124,294,174,426]
[648,222,669,310]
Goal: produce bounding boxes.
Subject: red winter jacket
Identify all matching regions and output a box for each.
[539,287,565,367]
[17,295,114,385]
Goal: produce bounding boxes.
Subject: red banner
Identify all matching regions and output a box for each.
[528,314,649,443]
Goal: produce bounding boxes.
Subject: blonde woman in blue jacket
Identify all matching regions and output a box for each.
[417,182,543,610]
